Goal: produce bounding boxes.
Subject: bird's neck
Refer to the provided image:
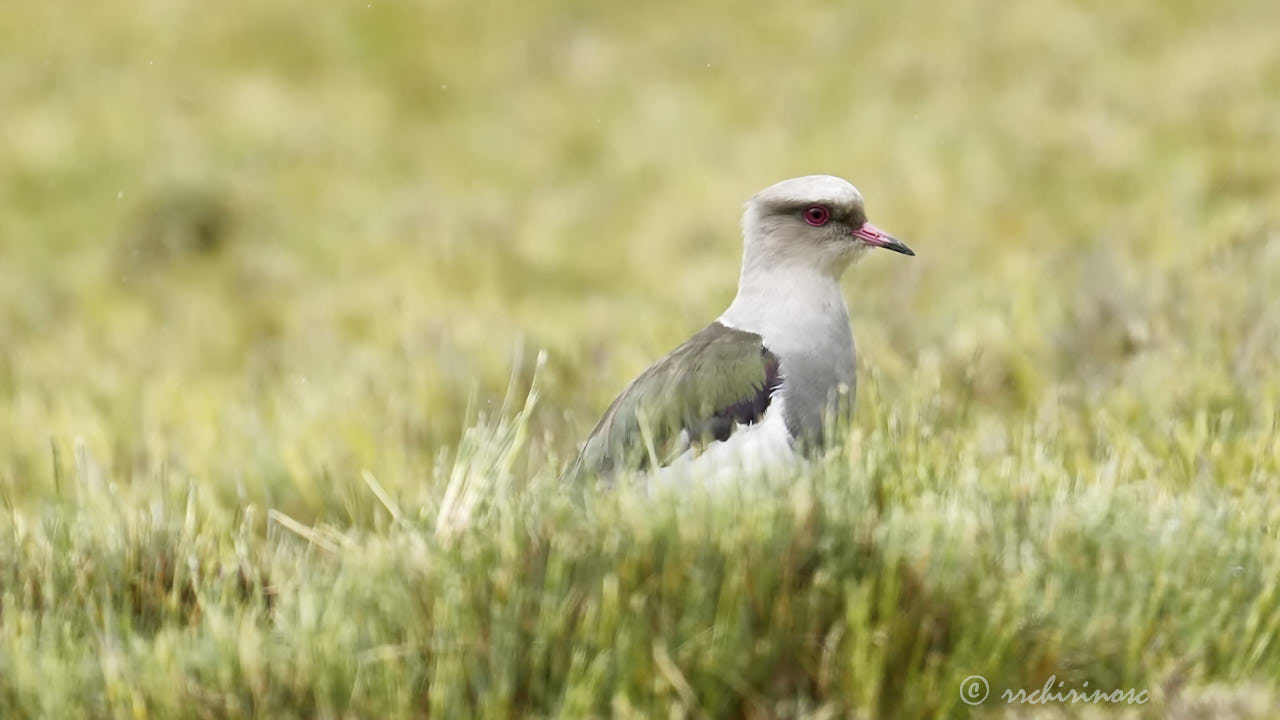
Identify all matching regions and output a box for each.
[718,264,852,355]
[718,263,857,443]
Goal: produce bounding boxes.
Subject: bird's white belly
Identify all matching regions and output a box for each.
[649,400,796,490]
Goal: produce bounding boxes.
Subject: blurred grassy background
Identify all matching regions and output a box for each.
[4,0,1279,511]
[2,0,1280,716]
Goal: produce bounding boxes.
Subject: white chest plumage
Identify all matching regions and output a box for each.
[649,397,796,489]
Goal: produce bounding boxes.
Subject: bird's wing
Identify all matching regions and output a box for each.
[564,321,782,480]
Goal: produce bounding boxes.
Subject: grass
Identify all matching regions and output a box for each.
[2,0,1280,717]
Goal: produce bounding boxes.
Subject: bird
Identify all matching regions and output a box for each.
[564,175,914,486]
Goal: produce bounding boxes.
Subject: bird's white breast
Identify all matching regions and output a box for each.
[648,398,796,490]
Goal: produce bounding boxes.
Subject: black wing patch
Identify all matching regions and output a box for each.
[690,346,781,443]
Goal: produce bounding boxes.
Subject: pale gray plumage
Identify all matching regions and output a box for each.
[565,175,913,483]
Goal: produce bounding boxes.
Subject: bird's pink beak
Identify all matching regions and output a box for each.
[852,221,914,256]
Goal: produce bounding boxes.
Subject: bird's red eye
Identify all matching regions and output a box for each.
[803,205,830,226]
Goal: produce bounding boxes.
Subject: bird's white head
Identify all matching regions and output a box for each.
[740,175,913,280]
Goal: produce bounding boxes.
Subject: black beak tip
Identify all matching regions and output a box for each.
[887,240,915,257]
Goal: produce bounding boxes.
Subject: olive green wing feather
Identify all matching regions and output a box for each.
[564,321,782,480]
